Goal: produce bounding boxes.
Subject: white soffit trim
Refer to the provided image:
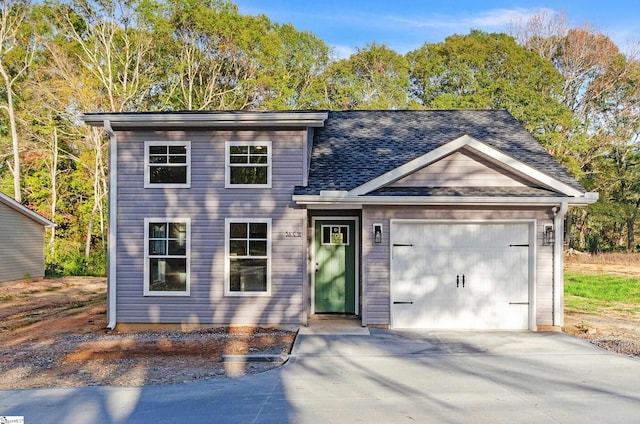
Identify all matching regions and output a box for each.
[0,191,55,227]
[81,112,329,128]
[292,194,596,206]
[348,134,584,197]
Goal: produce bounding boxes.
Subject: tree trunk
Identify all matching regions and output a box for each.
[0,64,21,202]
[49,126,59,250]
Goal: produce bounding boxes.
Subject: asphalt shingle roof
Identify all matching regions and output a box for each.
[294,110,584,196]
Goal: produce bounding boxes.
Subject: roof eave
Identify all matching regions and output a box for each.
[0,192,56,227]
[80,112,329,129]
[292,192,599,207]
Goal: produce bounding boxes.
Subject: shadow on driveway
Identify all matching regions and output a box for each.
[2,330,640,423]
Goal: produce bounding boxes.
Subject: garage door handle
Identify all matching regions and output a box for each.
[509,302,529,305]
[393,301,413,304]
[393,243,413,247]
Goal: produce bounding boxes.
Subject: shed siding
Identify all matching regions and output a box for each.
[115,129,307,325]
[361,206,555,327]
[0,203,46,282]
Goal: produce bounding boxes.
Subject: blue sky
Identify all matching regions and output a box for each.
[234,1,640,58]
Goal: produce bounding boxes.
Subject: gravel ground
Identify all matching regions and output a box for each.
[0,328,296,389]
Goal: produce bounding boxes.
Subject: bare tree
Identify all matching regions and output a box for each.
[0,0,34,202]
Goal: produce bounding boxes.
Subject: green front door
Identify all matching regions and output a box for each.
[314,219,356,314]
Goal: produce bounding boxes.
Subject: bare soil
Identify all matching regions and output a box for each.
[563,253,640,358]
[0,277,295,389]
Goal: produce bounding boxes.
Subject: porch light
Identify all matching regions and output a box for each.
[543,224,555,246]
[373,223,383,244]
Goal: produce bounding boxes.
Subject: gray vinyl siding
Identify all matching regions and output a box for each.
[0,203,46,282]
[361,205,555,327]
[388,149,530,188]
[114,129,307,325]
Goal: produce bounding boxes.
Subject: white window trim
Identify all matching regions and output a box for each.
[225,141,272,188]
[224,217,272,296]
[144,217,191,296]
[144,141,191,188]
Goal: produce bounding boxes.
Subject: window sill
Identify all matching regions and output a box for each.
[143,291,191,297]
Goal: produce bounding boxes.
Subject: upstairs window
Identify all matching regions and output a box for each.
[145,141,191,188]
[225,141,272,188]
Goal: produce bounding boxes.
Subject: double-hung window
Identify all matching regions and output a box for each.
[144,218,190,296]
[225,218,271,296]
[145,141,191,188]
[225,141,271,188]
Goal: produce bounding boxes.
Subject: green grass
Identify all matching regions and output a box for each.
[565,273,640,313]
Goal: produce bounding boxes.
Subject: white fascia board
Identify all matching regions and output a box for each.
[348,134,584,197]
[80,112,329,128]
[0,191,55,227]
[292,194,597,207]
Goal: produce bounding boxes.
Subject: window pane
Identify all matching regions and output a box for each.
[230,240,247,256]
[149,258,187,292]
[168,239,186,255]
[249,223,267,238]
[169,155,187,164]
[249,155,268,164]
[322,226,331,244]
[230,166,267,185]
[149,223,166,238]
[149,155,167,164]
[249,240,267,256]
[169,223,187,238]
[150,166,187,184]
[229,146,247,154]
[149,240,166,255]
[149,146,167,155]
[169,145,187,154]
[230,223,247,238]
[249,145,267,155]
[230,155,248,164]
[229,258,267,292]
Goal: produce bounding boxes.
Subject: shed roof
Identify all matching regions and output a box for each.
[0,192,55,227]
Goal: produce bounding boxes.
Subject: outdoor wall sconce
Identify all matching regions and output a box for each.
[543,224,555,246]
[373,223,383,244]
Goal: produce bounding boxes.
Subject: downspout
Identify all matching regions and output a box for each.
[103,120,118,330]
[553,202,568,327]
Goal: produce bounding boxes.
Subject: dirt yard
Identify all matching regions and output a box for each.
[0,277,295,389]
[563,252,640,358]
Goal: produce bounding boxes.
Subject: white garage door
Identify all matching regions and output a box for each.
[390,221,531,329]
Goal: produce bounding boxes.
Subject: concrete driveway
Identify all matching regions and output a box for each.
[2,330,640,423]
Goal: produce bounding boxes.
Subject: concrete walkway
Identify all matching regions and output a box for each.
[2,330,640,423]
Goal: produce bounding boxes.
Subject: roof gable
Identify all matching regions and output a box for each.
[0,192,55,227]
[349,134,584,197]
[388,149,528,188]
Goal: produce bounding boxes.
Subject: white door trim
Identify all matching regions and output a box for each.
[311,216,360,316]
[389,219,536,330]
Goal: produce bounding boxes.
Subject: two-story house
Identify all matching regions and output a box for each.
[81,110,597,331]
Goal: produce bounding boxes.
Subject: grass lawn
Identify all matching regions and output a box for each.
[565,272,640,313]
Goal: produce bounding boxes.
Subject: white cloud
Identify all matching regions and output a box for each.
[387,7,558,30]
[330,44,356,60]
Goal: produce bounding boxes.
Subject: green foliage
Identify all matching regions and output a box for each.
[46,246,107,277]
[407,30,572,149]
[323,43,410,109]
[565,273,640,303]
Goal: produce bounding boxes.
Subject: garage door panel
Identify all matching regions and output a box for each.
[391,222,531,330]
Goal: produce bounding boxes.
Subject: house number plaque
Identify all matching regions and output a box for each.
[285,231,302,238]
